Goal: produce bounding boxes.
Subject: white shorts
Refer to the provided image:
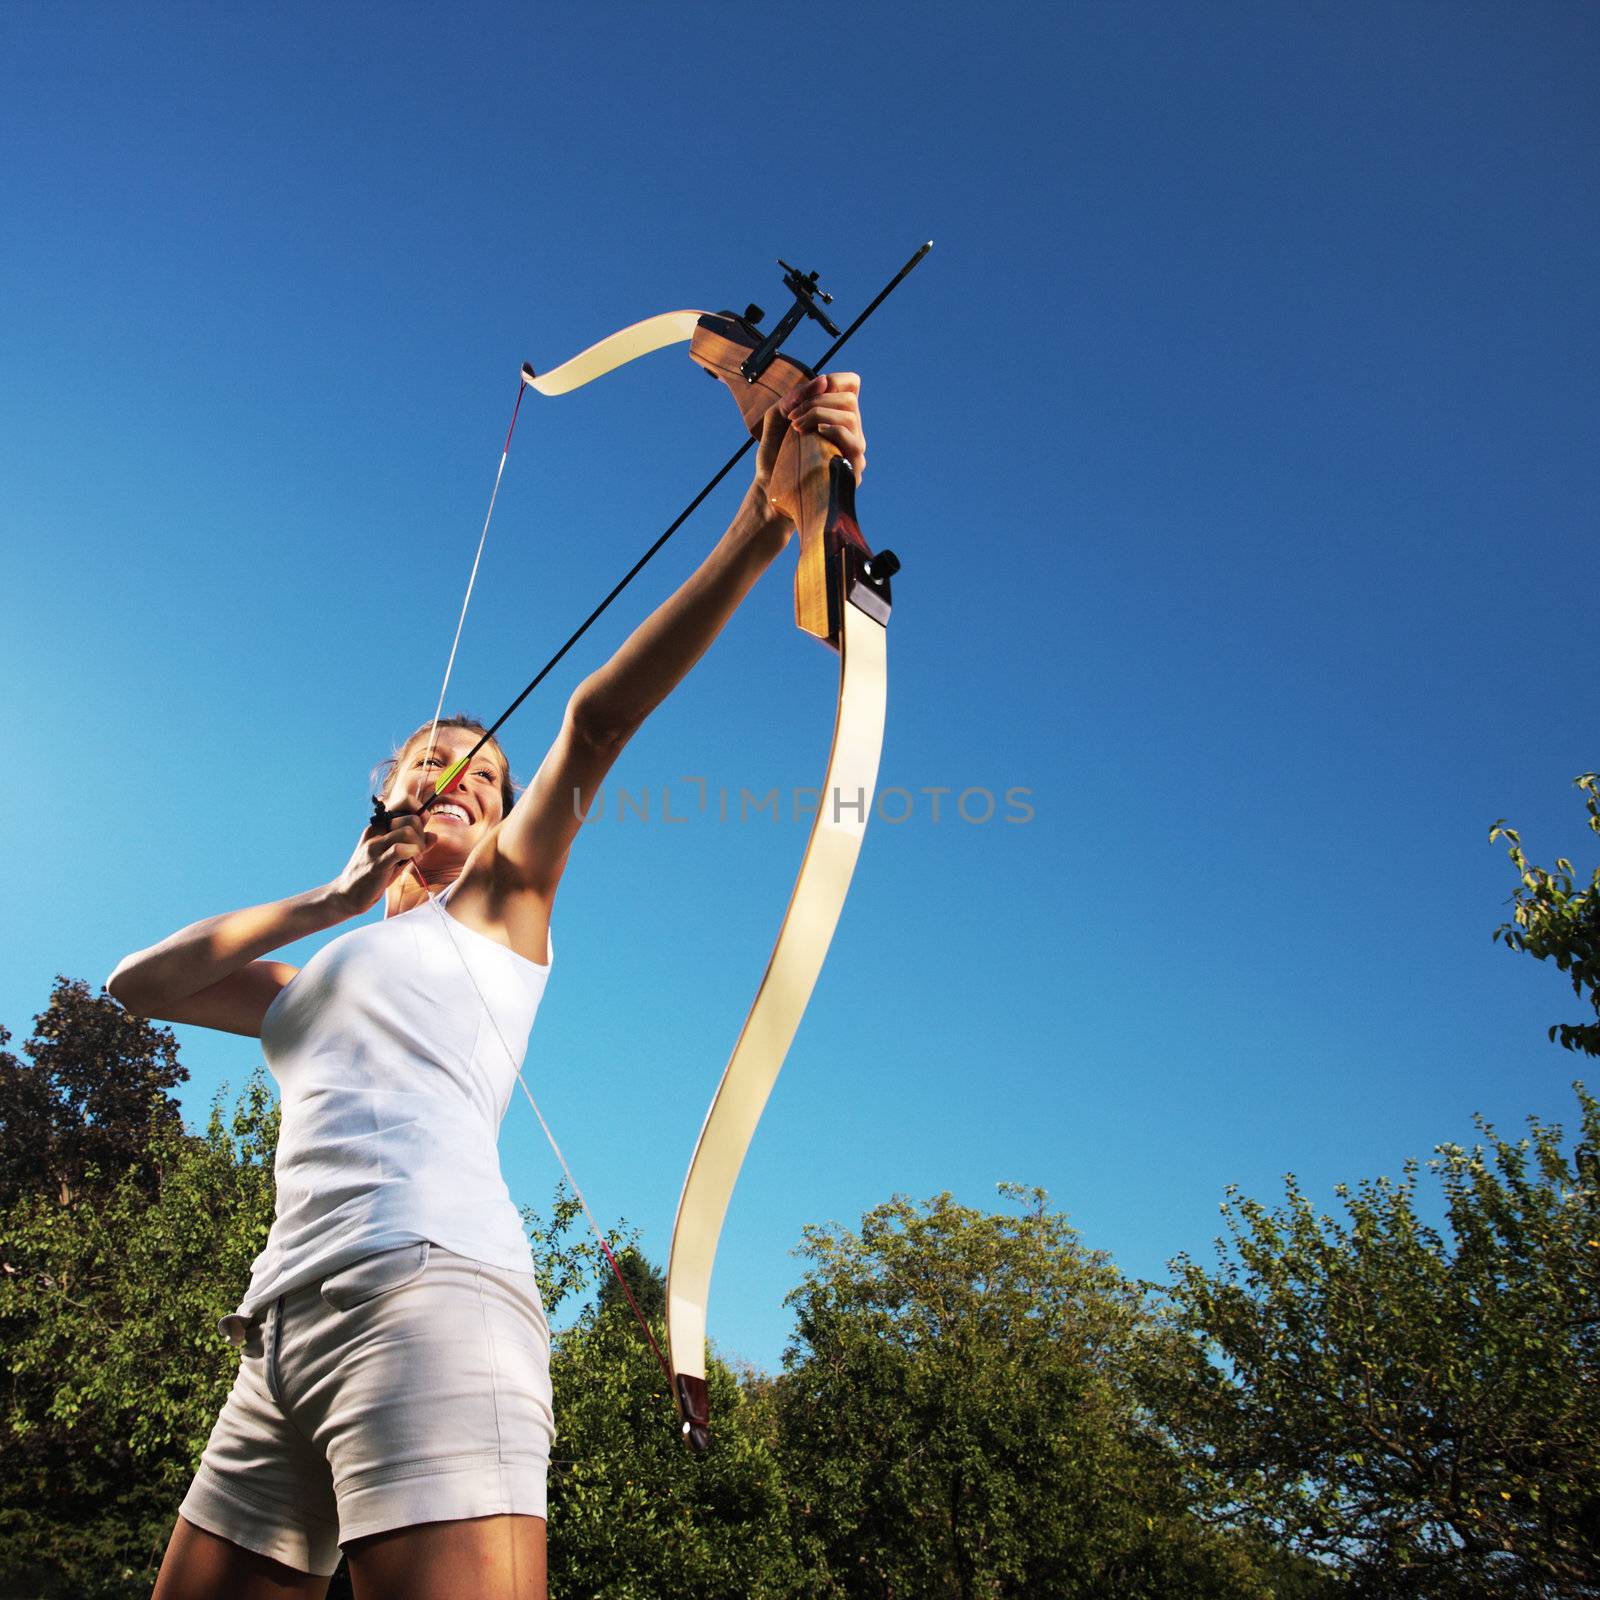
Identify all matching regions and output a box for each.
[180,1242,554,1576]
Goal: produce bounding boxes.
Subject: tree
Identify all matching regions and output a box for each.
[546,1244,810,1599]
[1491,772,1600,1057]
[0,1069,279,1598]
[0,978,187,1210]
[1153,1086,1600,1598]
[772,1187,1310,1600]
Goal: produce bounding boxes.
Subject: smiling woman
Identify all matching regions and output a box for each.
[103,360,870,1600]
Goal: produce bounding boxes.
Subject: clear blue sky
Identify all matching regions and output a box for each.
[3,3,1596,1376]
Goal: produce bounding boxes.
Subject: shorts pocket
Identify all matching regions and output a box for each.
[319,1242,431,1312]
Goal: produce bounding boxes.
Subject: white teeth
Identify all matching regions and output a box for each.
[434,804,470,823]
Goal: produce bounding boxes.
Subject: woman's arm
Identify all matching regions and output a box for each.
[108,815,431,1035]
[486,488,789,900]
[472,375,865,906]
[564,373,865,748]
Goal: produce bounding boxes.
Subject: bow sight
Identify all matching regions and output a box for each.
[735,259,843,383]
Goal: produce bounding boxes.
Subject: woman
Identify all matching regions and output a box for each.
[110,372,867,1600]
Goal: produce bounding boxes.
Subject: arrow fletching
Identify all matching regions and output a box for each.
[433,755,468,798]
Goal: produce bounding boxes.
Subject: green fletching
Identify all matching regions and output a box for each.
[434,756,468,796]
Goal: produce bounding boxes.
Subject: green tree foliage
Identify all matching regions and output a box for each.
[1491,773,1600,1057]
[547,1246,810,1599]
[771,1186,1313,1599]
[596,1242,667,1324]
[0,986,278,1597]
[0,978,187,1209]
[1154,1087,1600,1598]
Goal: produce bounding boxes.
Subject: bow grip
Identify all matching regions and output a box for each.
[689,316,873,648]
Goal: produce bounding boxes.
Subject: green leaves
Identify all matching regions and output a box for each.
[771,1188,1298,1599]
[1,988,280,1597]
[1159,1085,1600,1596]
[549,1304,806,1600]
[1492,773,1600,1057]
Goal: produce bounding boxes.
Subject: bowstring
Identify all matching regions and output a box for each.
[419,377,527,773]
[407,861,671,1384]
[402,374,672,1385]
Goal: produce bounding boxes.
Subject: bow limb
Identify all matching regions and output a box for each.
[665,325,896,1450]
[522,310,704,396]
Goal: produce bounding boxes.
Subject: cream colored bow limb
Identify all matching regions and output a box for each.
[520,311,703,395]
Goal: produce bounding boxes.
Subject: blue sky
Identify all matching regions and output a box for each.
[3,3,1596,1379]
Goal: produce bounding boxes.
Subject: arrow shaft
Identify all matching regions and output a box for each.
[401,240,931,819]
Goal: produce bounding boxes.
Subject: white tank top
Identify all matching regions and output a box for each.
[220,891,551,1341]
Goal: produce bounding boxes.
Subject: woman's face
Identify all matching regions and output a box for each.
[388,726,509,852]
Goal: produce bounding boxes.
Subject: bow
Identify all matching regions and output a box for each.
[662,316,897,1451]
[399,246,927,1450]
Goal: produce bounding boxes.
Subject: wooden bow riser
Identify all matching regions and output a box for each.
[689,318,873,648]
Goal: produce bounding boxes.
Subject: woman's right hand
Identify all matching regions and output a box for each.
[327,811,429,917]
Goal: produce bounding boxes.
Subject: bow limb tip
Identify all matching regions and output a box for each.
[675,1373,711,1452]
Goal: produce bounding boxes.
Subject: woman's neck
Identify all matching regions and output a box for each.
[384,863,460,918]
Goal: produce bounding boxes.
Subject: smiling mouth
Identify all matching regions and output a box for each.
[430,803,472,825]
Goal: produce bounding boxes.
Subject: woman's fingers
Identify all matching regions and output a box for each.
[781,372,861,427]
[332,811,428,916]
[779,372,867,480]
[751,371,868,507]
[383,815,426,852]
[367,813,426,872]
[782,371,860,406]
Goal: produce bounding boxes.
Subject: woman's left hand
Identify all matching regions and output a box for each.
[752,372,867,512]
